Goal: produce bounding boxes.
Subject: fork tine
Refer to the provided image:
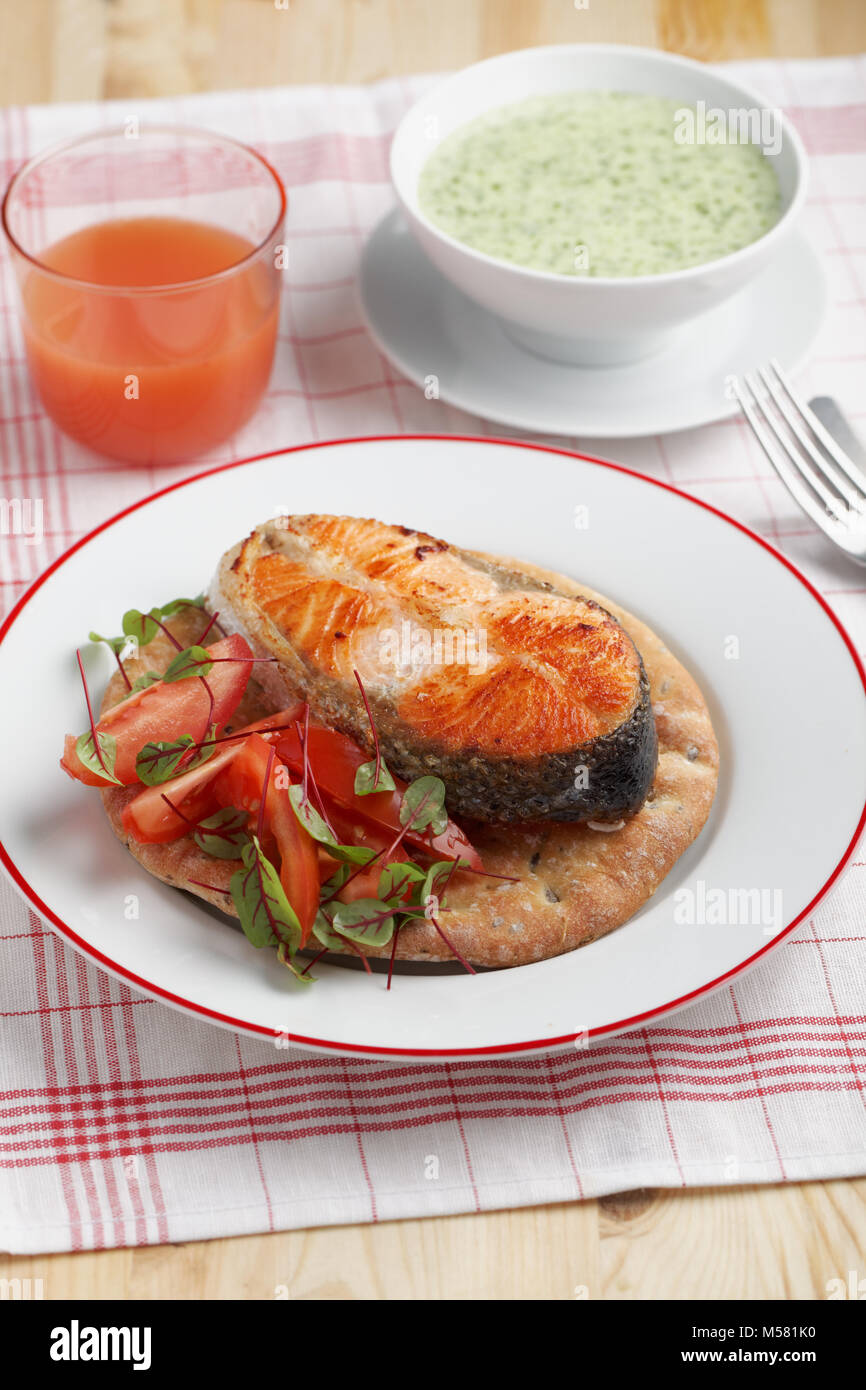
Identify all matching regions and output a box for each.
[757,365,864,512]
[768,357,866,500]
[743,373,850,519]
[732,377,847,539]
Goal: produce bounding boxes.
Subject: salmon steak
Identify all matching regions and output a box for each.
[209,515,658,823]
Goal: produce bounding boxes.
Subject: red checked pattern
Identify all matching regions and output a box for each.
[0,63,865,1253]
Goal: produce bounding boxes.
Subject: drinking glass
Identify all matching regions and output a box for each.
[2,125,286,464]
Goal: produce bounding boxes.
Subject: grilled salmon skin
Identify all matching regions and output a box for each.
[209,516,658,823]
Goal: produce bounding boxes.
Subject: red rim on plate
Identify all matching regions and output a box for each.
[1,435,865,1057]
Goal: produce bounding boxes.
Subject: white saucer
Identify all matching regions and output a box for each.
[358,210,827,439]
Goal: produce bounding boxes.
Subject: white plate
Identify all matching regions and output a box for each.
[1,438,863,1058]
[358,211,827,438]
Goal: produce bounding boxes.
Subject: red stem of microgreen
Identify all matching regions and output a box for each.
[297,712,309,806]
[240,853,295,950]
[428,911,476,975]
[339,935,372,973]
[387,924,400,991]
[319,782,439,906]
[160,792,195,826]
[388,869,416,904]
[167,600,226,637]
[111,647,133,691]
[75,649,115,779]
[197,610,220,645]
[292,707,337,838]
[340,904,396,930]
[303,704,311,796]
[317,906,373,973]
[457,864,521,883]
[307,764,336,838]
[160,794,242,847]
[301,945,329,977]
[353,668,382,787]
[163,717,298,757]
[150,616,185,651]
[256,743,276,842]
[187,878,231,896]
[434,856,461,905]
[134,717,300,791]
[199,676,215,747]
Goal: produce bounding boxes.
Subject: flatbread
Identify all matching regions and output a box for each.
[100,558,718,968]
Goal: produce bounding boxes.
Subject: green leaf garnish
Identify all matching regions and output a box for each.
[129,670,162,693]
[135,735,196,786]
[194,806,251,859]
[230,836,303,955]
[185,727,218,769]
[95,595,205,657]
[320,864,352,898]
[288,786,375,866]
[74,729,121,785]
[162,645,213,683]
[331,898,396,948]
[276,941,313,984]
[378,861,425,905]
[88,630,127,656]
[421,860,459,909]
[354,758,396,796]
[135,726,216,786]
[122,607,161,646]
[399,775,448,836]
[159,594,206,619]
[312,910,346,951]
[287,786,330,841]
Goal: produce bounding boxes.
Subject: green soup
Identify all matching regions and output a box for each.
[418,91,782,278]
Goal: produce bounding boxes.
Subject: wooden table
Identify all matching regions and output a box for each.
[1,0,864,1300]
[2,0,866,103]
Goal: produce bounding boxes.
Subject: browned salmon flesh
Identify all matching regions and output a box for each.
[209,515,657,822]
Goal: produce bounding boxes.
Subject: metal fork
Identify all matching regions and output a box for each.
[730,359,866,565]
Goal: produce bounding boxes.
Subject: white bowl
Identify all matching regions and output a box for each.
[390,44,808,366]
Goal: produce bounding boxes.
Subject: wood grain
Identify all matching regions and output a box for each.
[0,0,864,1301]
[1,1179,863,1298]
[656,0,771,61]
[1,0,865,103]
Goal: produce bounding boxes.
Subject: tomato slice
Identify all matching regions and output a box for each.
[224,704,306,739]
[62,634,255,787]
[118,707,306,845]
[321,802,394,857]
[316,847,340,885]
[317,804,416,903]
[273,725,482,869]
[121,741,243,844]
[213,733,319,945]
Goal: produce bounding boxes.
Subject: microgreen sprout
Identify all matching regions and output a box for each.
[74,650,121,784]
[353,668,396,795]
